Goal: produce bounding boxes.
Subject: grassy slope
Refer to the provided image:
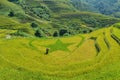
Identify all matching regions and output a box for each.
[41,0,76,13]
[0,0,24,15]
[0,0,120,79]
[0,0,120,37]
[0,26,120,80]
[54,12,120,26]
[0,15,35,36]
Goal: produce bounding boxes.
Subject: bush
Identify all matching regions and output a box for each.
[35,30,42,37]
[83,30,87,34]
[89,29,93,33]
[53,31,59,37]
[8,11,14,17]
[35,29,45,37]
[59,29,68,36]
[31,22,38,28]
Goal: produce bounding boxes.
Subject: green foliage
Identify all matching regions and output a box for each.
[113,23,120,29]
[71,0,120,17]
[59,29,68,36]
[57,12,120,28]
[43,0,76,13]
[1,0,120,37]
[31,22,38,28]
[71,0,97,12]
[113,12,120,18]
[17,0,51,20]
[8,11,14,17]
[34,29,45,37]
[53,31,59,37]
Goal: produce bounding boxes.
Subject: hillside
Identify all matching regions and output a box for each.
[0,25,120,80]
[0,0,120,80]
[0,0,120,37]
[71,0,120,17]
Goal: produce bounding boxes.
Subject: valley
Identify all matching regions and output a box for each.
[0,0,120,80]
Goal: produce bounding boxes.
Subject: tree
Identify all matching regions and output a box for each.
[8,11,14,17]
[59,29,68,36]
[35,30,42,37]
[83,30,87,34]
[89,29,93,33]
[35,29,45,37]
[31,22,38,28]
[53,31,59,37]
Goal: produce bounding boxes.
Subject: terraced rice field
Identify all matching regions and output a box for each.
[0,27,120,80]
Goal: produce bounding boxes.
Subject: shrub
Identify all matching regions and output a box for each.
[59,29,68,36]
[83,30,87,34]
[89,29,93,33]
[35,30,42,37]
[53,31,59,37]
[31,22,38,28]
[35,29,45,37]
[8,11,14,17]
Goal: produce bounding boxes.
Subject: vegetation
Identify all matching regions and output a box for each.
[71,0,120,17]
[8,11,15,17]
[0,0,120,80]
[0,27,120,80]
[31,22,38,28]
[53,31,59,37]
[0,0,120,38]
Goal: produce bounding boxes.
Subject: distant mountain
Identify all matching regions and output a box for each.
[71,0,120,17]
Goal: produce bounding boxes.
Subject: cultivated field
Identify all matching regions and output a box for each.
[0,26,120,80]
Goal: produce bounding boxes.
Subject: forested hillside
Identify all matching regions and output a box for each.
[71,0,120,17]
[0,0,120,37]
